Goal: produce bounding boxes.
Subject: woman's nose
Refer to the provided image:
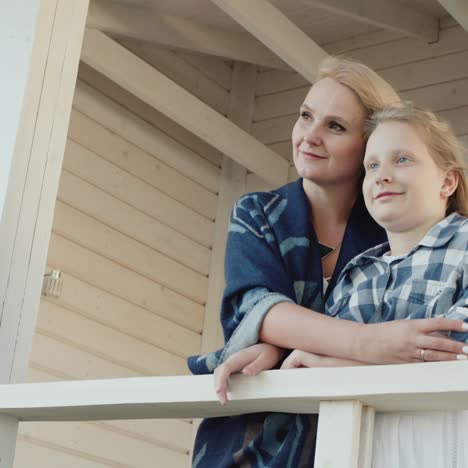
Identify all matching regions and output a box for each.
[304,124,322,145]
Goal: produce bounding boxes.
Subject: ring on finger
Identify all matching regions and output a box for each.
[420,348,426,362]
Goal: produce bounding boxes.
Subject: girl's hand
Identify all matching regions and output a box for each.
[358,318,468,364]
[281,350,366,369]
[214,343,284,405]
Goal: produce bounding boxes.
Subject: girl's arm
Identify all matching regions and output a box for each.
[260,302,468,364]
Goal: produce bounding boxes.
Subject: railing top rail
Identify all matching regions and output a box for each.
[2,361,468,422]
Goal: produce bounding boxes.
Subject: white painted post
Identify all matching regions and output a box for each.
[315,400,364,468]
[0,1,89,465]
[0,3,40,465]
[358,406,375,468]
[0,0,40,222]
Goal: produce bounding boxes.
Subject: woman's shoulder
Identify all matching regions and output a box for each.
[234,179,302,213]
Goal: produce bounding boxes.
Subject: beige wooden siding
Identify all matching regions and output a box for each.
[15,49,230,467]
[249,18,468,194]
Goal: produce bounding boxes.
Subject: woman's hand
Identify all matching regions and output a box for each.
[214,343,284,405]
[281,349,366,369]
[357,318,468,364]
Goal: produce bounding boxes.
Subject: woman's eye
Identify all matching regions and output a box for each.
[330,121,345,131]
[396,156,409,164]
[300,111,311,120]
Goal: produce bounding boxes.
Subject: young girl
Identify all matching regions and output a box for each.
[284,104,468,370]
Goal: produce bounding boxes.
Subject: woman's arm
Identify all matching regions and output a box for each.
[214,343,285,405]
[281,349,366,369]
[260,302,468,364]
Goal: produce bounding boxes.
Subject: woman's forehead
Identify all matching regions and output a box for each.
[304,78,366,122]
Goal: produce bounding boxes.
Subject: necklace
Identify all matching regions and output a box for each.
[318,240,342,260]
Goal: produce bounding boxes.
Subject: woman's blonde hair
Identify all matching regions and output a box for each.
[316,56,402,118]
[365,104,468,216]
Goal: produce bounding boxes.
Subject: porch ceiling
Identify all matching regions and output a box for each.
[110,0,448,46]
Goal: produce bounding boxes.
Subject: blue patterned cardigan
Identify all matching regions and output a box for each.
[188,178,386,467]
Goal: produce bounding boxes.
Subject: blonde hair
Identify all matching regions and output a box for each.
[365,104,468,216]
[316,56,401,118]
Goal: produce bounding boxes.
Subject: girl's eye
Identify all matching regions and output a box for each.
[368,162,379,170]
[397,156,409,164]
[330,121,345,131]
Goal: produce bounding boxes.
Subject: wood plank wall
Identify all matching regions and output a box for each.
[14,48,230,468]
[247,17,468,192]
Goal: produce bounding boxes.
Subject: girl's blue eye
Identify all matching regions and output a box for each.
[368,162,379,170]
[397,156,409,164]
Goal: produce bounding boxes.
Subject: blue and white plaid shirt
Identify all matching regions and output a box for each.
[326,213,468,342]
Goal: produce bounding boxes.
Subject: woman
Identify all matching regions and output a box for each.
[189,57,467,468]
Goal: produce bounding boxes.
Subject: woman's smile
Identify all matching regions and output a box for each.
[300,149,328,160]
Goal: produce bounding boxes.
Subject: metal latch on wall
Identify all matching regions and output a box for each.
[41,270,63,298]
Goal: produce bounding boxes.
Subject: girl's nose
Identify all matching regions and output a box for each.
[376,171,393,184]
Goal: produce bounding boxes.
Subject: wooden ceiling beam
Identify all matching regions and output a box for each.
[86,0,289,70]
[437,0,468,33]
[80,29,289,187]
[210,0,327,83]
[309,0,439,42]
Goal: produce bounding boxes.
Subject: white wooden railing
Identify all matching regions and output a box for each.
[2,361,468,468]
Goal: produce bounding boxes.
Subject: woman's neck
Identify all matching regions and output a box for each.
[303,178,359,227]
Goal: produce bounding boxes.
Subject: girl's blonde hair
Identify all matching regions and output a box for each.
[316,56,402,118]
[365,104,468,216]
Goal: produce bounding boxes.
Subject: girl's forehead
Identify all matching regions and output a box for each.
[369,121,422,144]
[365,121,432,158]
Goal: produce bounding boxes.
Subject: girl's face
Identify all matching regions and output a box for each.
[292,77,367,188]
[363,121,454,233]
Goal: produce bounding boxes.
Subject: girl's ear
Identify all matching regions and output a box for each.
[440,170,459,199]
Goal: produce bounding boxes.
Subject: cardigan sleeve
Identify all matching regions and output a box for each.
[187,193,298,375]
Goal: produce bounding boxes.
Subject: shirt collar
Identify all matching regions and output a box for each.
[417,212,467,248]
[339,212,467,276]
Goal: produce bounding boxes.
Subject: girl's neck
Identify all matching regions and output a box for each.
[386,215,445,256]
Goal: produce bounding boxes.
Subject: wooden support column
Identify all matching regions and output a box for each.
[0,1,40,222]
[190,63,258,463]
[358,406,375,468]
[0,0,89,465]
[201,63,257,354]
[315,400,374,468]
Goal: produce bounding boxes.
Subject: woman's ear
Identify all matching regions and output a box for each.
[440,170,459,199]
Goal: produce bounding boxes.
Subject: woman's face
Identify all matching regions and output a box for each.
[292,78,367,187]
